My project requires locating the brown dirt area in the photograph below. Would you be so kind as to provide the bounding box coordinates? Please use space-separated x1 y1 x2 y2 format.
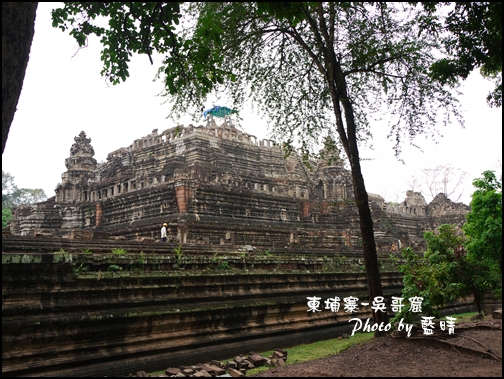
252 318 502 377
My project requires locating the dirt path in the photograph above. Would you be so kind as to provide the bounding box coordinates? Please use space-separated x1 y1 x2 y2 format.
252 319 502 377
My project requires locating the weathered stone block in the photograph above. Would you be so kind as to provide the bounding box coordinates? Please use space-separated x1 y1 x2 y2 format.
165 367 181 376
227 368 244 377
197 364 215 375
247 354 267 367
138 236 155 242
210 360 223 368
206 364 225 376
181 368 194 376
272 350 286 361
233 356 244 364
274 348 288 358
225 361 237 370
193 369 212 377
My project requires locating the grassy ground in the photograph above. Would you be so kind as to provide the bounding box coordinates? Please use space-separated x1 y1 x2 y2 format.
149 311 478 377
228 311 478 376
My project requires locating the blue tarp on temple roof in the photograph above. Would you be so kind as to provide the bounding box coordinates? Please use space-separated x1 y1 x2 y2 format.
203 106 237 118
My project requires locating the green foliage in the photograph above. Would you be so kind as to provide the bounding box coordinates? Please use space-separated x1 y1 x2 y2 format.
463 171 502 297
112 248 127 255
167 3 463 159
336 254 347 266
107 264 122 272
212 253 230 270
392 247 440 323
424 224 464 259
418 2 502 107
127 251 146 271
81 248 92 255
2 208 12 228
173 245 184 261
2 170 47 210
392 224 493 324
2 170 16 207
51 2 227 99
52 3 182 85
72 263 88 275
217 261 230 270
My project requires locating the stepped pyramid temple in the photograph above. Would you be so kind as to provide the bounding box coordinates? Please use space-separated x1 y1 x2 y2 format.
10 117 470 250
4 115 479 377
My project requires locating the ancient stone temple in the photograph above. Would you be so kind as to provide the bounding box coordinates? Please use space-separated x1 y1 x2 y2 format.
9 118 470 250
4 118 478 377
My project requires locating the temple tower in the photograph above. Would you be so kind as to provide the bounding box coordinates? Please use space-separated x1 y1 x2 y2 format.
55 131 97 202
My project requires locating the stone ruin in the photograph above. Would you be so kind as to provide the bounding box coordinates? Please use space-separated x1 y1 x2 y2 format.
9 119 470 251
2 120 477 377
137 348 288 377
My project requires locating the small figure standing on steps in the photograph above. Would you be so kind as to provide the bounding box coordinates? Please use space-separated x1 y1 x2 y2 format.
161 223 168 242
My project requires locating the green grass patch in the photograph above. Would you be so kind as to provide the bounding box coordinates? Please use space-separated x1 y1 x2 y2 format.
245 333 373 375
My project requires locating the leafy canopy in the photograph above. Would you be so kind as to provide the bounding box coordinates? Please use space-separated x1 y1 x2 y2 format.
463 171 502 292
165 2 462 162
51 2 228 98
393 224 492 323
418 2 502 107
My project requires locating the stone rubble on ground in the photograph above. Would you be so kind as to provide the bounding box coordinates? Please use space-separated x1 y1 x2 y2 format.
492 308 502 319
130 349 288 377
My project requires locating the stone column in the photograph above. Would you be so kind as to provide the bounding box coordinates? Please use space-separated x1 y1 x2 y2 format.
174 182 193 214
302 201 310 218
177 222 188 243
95 202 103 227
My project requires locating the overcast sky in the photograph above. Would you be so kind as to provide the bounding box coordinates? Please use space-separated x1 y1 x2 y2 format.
3 3 502 206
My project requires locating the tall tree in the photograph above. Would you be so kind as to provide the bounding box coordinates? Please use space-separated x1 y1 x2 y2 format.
463 171 502 283
162 2 465 331
2 2 38 154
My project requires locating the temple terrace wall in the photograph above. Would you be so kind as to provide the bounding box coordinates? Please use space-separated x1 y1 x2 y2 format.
2 237 476 377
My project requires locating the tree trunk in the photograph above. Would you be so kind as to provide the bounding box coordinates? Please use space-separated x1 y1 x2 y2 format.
2 2 38 154
340 98 390 335
326 56 389 335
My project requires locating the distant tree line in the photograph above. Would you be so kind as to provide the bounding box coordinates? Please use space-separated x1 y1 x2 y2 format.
2 170 47 227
